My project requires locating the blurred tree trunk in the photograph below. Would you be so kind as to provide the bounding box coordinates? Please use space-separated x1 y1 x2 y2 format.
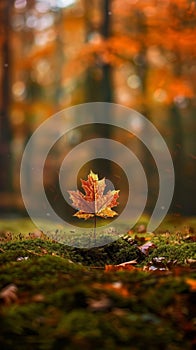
85 0 112 103
170 104 184 214
99 0 112 103
0 0 12 192
84 0 112 177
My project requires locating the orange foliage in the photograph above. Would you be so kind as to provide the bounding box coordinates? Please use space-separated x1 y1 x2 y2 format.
9 0 196 125
185 278 196 292
17 44 56 69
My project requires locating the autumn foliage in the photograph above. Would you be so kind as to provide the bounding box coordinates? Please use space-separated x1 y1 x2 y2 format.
68 170 119 220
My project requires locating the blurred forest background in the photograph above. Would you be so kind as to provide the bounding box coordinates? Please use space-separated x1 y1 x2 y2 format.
0 0 195 219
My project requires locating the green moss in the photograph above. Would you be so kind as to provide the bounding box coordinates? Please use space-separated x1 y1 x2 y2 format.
0 238 143 267
146 243 196 264
0 218 195 349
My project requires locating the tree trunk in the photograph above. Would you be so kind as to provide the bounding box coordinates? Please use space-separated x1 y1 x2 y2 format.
0 0 12 192
170 103 184 215
84 0 112 177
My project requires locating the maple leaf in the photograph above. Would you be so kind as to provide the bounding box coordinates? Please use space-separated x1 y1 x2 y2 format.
68 170 119 220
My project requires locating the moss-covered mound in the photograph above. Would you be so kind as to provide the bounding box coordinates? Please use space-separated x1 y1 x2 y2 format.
0 220 195 349
0 238 144 267
0 254 195 350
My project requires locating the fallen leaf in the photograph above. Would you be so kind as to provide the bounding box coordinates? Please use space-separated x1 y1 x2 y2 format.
92 282 130 297
0 284 18 304
185 259 196 268
185 278 196 292
118 259 138 265
105 264 141 272
144 257 178 271
138 241 156 255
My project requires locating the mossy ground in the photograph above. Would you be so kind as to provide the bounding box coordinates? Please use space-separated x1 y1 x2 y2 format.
0 216 195 349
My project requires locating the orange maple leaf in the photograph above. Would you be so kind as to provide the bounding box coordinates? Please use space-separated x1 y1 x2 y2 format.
68 170 119 220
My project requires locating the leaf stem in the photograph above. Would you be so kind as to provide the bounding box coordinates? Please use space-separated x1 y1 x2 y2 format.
93 215 97 241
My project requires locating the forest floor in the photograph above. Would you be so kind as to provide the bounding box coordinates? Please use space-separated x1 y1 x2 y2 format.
0 216 195 350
